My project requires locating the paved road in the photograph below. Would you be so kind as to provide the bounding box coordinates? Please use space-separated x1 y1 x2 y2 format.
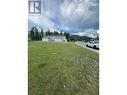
75 41 99 53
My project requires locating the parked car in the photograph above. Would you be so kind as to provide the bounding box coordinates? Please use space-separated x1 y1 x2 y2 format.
86 41 99 49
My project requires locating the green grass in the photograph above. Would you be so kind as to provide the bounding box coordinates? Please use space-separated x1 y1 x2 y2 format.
28 41 99 95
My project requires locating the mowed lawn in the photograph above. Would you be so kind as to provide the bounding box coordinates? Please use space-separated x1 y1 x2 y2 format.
28 41 99 95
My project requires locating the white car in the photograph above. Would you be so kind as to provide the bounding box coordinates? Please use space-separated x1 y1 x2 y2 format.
86 41 99 49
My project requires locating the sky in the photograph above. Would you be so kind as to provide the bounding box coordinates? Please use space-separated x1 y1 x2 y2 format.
28 0 99 35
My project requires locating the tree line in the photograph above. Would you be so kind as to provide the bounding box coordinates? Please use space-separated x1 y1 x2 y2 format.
68 35 99 42
29 27 99 42
29 27 70 41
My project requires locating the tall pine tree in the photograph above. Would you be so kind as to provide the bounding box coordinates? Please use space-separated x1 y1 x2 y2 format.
30 27 35 40
34 27 39 40
41 28 44 38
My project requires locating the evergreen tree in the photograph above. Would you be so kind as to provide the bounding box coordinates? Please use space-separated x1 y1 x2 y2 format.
41 28 44 38
64 32 70 41
33 27 39 40
56 31 58 35
60 30 62 35
64 32 66 36
45 32 47 36
47 28 50 35
54 31 56 35
30 27 35 40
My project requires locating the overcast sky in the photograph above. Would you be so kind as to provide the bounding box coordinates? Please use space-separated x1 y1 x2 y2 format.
28 0 99 34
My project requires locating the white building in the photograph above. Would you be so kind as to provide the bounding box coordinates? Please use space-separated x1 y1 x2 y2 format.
42 36 67 42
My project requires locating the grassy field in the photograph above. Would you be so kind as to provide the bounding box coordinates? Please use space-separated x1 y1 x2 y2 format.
28 41 99 95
